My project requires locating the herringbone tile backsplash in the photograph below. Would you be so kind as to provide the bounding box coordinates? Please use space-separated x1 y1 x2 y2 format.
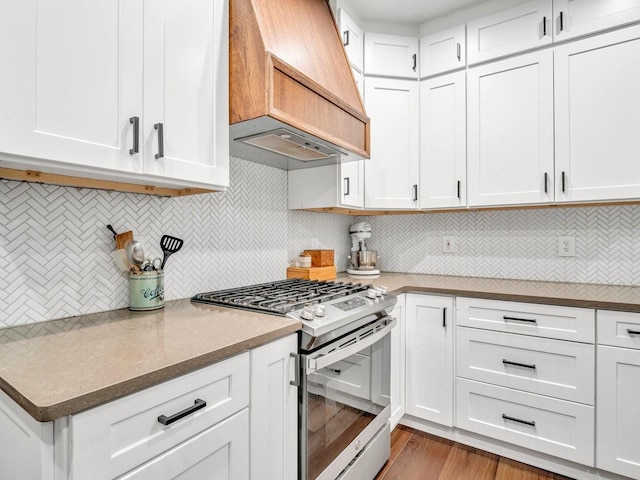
0 158 350 327
365 206 640 286
2 156 640 328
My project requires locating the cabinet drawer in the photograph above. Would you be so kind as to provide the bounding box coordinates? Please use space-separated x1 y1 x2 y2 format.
70 352 250 480
597 310 640 349
456 378 594 466
457 327 594 404
457 297 595 342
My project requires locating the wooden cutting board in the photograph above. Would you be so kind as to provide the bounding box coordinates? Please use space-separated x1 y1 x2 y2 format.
286 265 337 281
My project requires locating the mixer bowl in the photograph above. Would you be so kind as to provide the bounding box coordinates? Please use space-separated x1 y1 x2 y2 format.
352 250 378 270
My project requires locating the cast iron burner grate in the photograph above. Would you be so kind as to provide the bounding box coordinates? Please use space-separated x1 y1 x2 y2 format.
191 279 371 315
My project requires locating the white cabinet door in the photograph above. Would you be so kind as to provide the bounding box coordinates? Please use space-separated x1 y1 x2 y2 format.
555 25 640 203
341 160 365 208
339 9 364 73
419 25 466 78
467 50 554 206
596 345 640 479
119 409 249 480
142 0 229 188
419 71 466 209
0 0 142 175
351 67 365 101
554 0 640 41
250 334 298 480
0 389 53 480
467 0 553 64
364 77 420 209
364 33 419 79
405 294 454 427
390 295 405 429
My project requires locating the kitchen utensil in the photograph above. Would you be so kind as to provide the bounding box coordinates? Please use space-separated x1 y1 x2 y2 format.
125 240 145 267
112 249 140 273
106 224 118 238
160 235 184 269
142 257 162 271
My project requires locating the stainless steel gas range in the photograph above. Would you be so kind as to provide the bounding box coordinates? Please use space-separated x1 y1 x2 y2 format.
192 279 397 480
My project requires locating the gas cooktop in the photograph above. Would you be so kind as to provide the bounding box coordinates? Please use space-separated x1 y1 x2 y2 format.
191 279 371 315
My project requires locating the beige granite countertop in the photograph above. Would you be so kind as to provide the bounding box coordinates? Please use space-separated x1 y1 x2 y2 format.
4 273 640 423
344 273 640 311
0 299 300 422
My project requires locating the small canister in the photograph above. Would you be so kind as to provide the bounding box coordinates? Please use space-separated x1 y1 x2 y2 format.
129 271 164 311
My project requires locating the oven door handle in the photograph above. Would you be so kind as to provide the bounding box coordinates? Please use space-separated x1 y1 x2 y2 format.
307 316 397 373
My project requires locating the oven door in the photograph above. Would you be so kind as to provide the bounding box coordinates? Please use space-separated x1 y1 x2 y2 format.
300 315 396 480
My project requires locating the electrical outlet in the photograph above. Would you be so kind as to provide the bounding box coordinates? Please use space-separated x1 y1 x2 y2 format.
442 236 456 254
558 236 576 257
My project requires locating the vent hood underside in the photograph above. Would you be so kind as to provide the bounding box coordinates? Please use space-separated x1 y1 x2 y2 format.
229 0 370 169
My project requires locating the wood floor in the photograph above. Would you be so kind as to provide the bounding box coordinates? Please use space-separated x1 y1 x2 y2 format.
375 426 575 480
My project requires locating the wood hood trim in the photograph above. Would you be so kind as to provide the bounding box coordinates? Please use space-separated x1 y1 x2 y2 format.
230 0 370 159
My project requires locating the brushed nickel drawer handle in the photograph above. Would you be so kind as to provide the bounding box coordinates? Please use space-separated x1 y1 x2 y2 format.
503 316 537 324
502 414 535 427
158 399 206 426
628 329 640 336
503 359 536 370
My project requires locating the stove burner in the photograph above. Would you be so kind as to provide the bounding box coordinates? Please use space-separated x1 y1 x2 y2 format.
192 279 371 315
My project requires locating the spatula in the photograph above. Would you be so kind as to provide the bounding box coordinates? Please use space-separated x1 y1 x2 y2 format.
160 235 184 270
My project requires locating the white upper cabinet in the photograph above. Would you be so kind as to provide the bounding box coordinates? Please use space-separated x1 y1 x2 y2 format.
364 77 420 209
339 8 364 72
554 0 640 41
419 71 466 209
555 25 640 203
0 0 143 175
467 0 553 64
364 33 419 78
141 0 228 188
419 25 466 78
467 50 554 207
352 67 365 100
0 0 229 191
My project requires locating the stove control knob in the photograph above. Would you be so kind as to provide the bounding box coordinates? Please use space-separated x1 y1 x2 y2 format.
315 305 326 317
378 286 388 295
300 306 316 321
367 288 378 299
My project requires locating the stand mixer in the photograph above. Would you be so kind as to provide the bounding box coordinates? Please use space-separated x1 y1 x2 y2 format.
347 222 380 278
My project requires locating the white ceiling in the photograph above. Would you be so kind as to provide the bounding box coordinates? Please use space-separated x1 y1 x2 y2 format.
347 0 489 24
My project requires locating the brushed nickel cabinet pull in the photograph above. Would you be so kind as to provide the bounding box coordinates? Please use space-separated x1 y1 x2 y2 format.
129 116 139 155
290 352 300 386
154 123 164 159
543 16 547 36
628 329 640 336
412 53 417 72
442 307 447 328
343 30 349 46
456 43 461 60
412 184 418 202
502 414 535 427
344 177 350 196
503 315 537 324
158 399 206 426
503 359 536 370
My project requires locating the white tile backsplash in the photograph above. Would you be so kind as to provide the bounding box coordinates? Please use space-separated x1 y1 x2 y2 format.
2 158 639 328
0 158 348 328
364 205 640 286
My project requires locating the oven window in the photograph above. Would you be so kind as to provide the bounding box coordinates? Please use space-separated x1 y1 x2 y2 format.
304 336 390 479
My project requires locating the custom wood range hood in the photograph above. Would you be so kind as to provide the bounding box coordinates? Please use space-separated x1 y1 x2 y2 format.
229 0 370 169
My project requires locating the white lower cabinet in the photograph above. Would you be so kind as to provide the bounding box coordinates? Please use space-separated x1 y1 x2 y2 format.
118 409 249 480
0 334 297 480
390 295 405 429
456 378 594 466
596 310 640 479
455 298 595 468
250 334 298 480
405 294 453 426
